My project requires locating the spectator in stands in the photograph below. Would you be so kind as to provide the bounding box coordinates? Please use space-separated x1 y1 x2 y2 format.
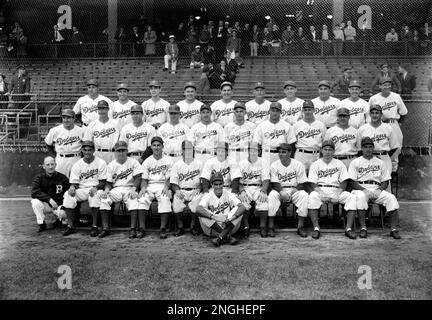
175 22 186 43
385 28 399 42
16 30 27 59
210 60 236 88
358 19 373 42
226 29 241 55
9 64 31 108
207 20 215 39
397 64 416 97
400 24 413 41
187 15 195 28
198 65 211 96
234 51 245 68
144 25 157 56
115 26 128 56
215 20 228 61
233 21 241 36
203 41 216 65
51 24 65 44
190 45 204 69
333 23 344 56
260 27 273 56
71 26 83 44
331 67 354 95
420 22 431 40
306 25 319 42
250 25 260 57
295 26 307 55
241 23 251 55
101 28 109 43
131 26 143 56
223 50 239 79
186 25 198 57
344 20 356 41
199 24 211 50
270 24 281 55
281 24 295 55
0 73 9 106
322 24 332 55
163 35 178 74
370 64 402 94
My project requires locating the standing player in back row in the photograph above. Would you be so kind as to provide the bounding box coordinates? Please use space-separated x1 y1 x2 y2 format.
245 82 271 125
178 81 204 128
141 80 170 130
311 80 340 128
111 83 135 130
278 81 305 126
211 81 238 127
339 80 369 129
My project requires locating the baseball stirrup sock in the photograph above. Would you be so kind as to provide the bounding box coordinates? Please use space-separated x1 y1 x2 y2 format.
65 208 76 229
130 210 138 229
91 208 99 227
138 210 147 229
346 211 356 230
297 216 305 228
219 221 235 239
389 210 399 230
160 213 170 229
309 210 320 229
268 216 275 228
358 210 367 230
258 210 267 228
174 211 184 229
100 210 110 230
211 222 223 233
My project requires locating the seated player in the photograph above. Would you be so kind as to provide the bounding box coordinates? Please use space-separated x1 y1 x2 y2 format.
196 173 246 246
62 141 107 237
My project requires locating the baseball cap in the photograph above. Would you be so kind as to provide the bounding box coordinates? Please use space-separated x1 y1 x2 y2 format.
233 102 246 110
220 81 233 90
114 141 128 151
168 104 181 113
269 102 282 111
322 140 335 149
81 140 95 149
277 143 291 151
210 173 224 184
361 137 375 147
130 105 143 113
254 82 265 90
117 83 129 91
184 81 196 90
61 108 75 117
169 35 175 39
151 136 164 145
87 79 99 87
200 104 211 112
348 80 361 88
380 77 392 85
283 80 297 88
337 107 350 116
318 80 331 88
303 100 315 109
369 104 382 112
97 100 109 109
17 64 25 70
380 63 389 69
148 80 161 88
195 45 201 49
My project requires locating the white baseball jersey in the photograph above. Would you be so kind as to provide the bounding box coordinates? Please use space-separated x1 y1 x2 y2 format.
120 122 156 153
239 158 270 185
141 97 170 125
253 119 296 151
308 158 349 186
157 122 190 155
357 123 400 151
45 124 84 154
292 119 327 150
278 97 305 125
69 157 108 188
107 157 143 188
368 92 408 121
348 156 391 183
340 97 369 129
311 96 340 127
142 155 173 184
178 99 203 128
270 159 307 188
201 157 242 186
210 99 238 127
84 119 120 150
73 94 113 125
170 159 203 189
189 121 225 151
245 99 271 125
111 99 135 129
324 125 358 156
224 121 256 150
199 190 241 215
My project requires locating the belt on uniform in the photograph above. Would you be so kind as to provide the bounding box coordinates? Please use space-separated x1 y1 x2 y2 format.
264 149 279 153
224 184 231 188
128 152 143 156
298 149 319 154
373 151 388 155
230 148 249 152
182 188 198 191
97 148 114 152
243 183 261 186
58 153 80 158
334 155 356 160
359 180 380 185
195 149 215 155
164 152 182 157
318 184 339 188
383 119 398 123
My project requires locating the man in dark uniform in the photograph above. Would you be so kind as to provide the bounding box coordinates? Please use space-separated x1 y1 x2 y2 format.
9 64 31 108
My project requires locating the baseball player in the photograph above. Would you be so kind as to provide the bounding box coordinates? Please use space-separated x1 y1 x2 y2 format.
73 79 113 127
111 83 135 130
120 104 156 164
157 104 190 164
245 82 271 125
210 81 238 127
188 104 225 164
292 100 327 173
348 137 401 239
196 173 246 246
368 77 408 173
170 140 204 236
178 81 204 128
307 140 358 240
45 108 84 177
324 107 359 169
311 80 341 128
224 102 256 164
31 156 69 232
278 81 305 125
84 100 120 164
237 142 270 238
253 102 296 166
339 80 369 129
99 141 143 239
62 141 107 237
141 80 170 130
267 143 309 238
138 136 173 239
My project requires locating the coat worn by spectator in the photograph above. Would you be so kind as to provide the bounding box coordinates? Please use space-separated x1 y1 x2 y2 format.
397 65 416 95
370 64 402 93
0 73 9 104
10 65 31 107
331 67 353 95
144 26 157 55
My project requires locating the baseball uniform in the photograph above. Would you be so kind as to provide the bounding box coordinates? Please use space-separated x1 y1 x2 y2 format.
245 99 271 125
84 119 120 164
73 94 113 126
201 156 242 191
141 97 170 127
170 158 204 213
278 97 305 125
45 124 84 177
111 99 135 130
253 119 296 165
157 122 190 163
292 119 327 172
210 99 238 127
188 121 225 163
120 122 156 161
339 97 369 129
324 125 359 168
224 120 256 163
239 158 270 211
311 96 340 128
268 158 309 217
178 99 203 128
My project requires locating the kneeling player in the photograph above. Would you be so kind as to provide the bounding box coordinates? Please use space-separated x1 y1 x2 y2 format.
196 173 246 246
307 140 357 239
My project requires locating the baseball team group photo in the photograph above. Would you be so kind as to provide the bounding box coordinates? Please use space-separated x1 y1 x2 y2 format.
0 0 431 302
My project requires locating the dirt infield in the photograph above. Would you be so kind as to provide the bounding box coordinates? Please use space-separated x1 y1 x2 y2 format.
0 200 431 300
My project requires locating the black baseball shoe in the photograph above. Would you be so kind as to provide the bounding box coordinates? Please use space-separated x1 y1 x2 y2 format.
190 227 200 236
52 219 62 228
62 227 75 236
312 229 321 239
90 227 99 237
162 67 168 71
268 228 275 238
359 229 368 239
345 230 357 240
243 227 250 238
390 230 401 239
160 229 168 239
212 237 222 247
260 227 267 238
136 228 146 239
297 227 308 238
98 229 110 238
174 228 185 237
38 222 47 233
129 228 137 239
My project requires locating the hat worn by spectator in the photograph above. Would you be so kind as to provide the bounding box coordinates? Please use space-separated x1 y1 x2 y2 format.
168 104 181 113
151 136 164 145
117 83 129 91
337 107 350 116
97 100 109 109
380 77 392 85
361 137 375 147
380 63 389 69
61 108 75 117
148 80 161 88
195 45 201 49
130 105 143 113
234 102 246 110
81 140 95 149
278 143 291 151
303 100 315 109
200 104 211 112
269 101 282 111
169 35 175 39
254 82 265 90
322 140 335 149
17 64 25 70
87 79 98 87
318 80 331 88
369 104 382 112
348 80 361 88
283 80 297 88
220 81 233 90
114 141 128 151
184 81 196 90
210 173 224 184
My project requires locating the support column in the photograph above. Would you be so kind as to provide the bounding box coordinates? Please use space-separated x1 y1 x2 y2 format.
332 0 344 28
108 0 117 56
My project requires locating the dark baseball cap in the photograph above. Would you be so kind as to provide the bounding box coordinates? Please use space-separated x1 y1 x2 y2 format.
380 77 392 85
278 143 292 151
303 100 315 109
87 79 99 87
337 107 350 116
254 82 265 89
151 136 164 145
114 140 128 151
97 100 109 109
361 137 375 147
168 104 181 113
283 80 297 88
210 173 224 184
81 140 95 149
61 108 75 117
348 80 361 88
200 104 211 112
322 140 335 149
130 105 143 113
117 83 129 91
148 80 161 88
184 81 196 90
269 102 282 111
220 81 233 90
318 80 331 88
233 102 246 110
169 35 175 39
369 104 382 112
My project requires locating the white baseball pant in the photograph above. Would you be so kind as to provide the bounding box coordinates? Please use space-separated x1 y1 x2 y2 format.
172 189 203 213
388 121 402 172
294 150 320 173
268 188 309 217
55 155 81 178
63 187 101 209
308 188 357 211
164 55 177 71
242 186 269 211
138 183 172 212
31 199 66 224
199 207 242 236
95 151 114 165
352 188 399 211
99 187 139 211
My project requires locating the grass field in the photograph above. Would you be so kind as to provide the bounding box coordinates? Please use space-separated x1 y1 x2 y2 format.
0 199 431 300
